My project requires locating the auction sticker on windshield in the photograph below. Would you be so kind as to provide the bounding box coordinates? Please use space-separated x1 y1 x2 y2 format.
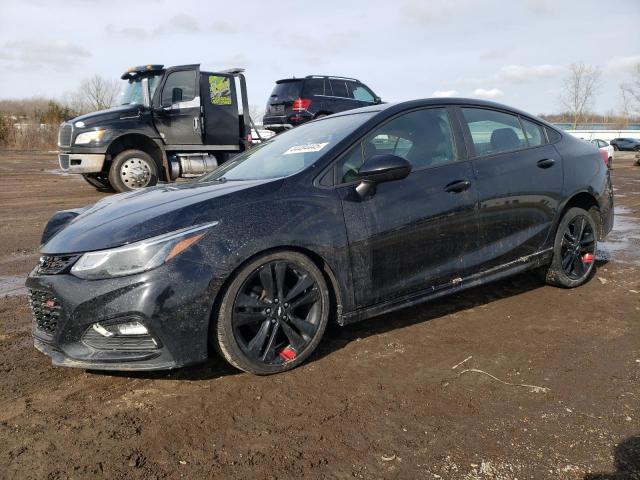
283 142 329 155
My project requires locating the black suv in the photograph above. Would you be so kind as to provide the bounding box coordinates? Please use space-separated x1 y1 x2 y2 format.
262 75 380 132
610 137 640 151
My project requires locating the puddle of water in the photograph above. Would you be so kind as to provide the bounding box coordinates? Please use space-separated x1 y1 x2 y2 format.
597 204 640 265
0 276 28 297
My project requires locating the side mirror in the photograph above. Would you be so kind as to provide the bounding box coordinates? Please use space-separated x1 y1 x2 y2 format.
172 87 183 104
355 154 411 197
373 96 382 104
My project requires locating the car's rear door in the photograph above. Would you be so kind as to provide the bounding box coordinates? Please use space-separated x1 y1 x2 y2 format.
336 107 480 308
153 66 202 145
458 107 563 271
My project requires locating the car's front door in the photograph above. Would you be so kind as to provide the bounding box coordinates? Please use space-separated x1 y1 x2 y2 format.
459 107 563 271
153 67 202 145
336 107 480 308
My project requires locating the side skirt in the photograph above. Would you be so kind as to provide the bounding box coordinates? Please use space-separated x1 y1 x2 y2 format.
338 249 553 326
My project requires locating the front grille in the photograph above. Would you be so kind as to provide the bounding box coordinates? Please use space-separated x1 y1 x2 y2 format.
58 123 73 148
28 289 61 337
82 328 159 351
58 154 70 170
37 254 79 275
269 104 285 114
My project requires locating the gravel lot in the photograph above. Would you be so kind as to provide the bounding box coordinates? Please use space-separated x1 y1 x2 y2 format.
0 150 638 480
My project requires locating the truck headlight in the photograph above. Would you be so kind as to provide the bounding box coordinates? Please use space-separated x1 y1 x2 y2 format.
74 130 107 145
70 222 218 280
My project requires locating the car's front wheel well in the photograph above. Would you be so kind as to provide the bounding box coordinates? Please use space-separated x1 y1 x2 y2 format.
106 134 165 180
207 246 343 357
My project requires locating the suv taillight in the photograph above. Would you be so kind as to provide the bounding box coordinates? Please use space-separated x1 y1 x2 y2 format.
292 98 312 111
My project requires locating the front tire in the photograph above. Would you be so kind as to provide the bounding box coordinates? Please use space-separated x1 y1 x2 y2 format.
215 251 330 375
543 207 597 288
108 149 159 192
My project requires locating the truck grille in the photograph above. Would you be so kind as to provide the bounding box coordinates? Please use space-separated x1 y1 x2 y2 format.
58 123 73 148
37 254 79 275
28 289 62 337
58 154 70 170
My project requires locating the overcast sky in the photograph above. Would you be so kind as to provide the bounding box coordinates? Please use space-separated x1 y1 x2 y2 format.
0 0 638 116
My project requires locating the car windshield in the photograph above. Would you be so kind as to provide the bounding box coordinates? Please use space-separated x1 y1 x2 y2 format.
200 112 375 182
120 74 162 106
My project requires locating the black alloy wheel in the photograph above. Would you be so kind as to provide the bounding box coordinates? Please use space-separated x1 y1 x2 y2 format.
559 215 596 280
216 251 330 374
544 207 597 288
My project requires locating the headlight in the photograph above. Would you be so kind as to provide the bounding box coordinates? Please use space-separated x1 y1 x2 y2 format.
74 130 107 145
70 221 218 279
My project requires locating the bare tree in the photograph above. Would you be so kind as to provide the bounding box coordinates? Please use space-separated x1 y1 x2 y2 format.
65 75 121 115
620 62 640 117
560 63 602 129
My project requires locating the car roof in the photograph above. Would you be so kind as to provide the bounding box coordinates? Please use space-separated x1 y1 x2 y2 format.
328 97 558 128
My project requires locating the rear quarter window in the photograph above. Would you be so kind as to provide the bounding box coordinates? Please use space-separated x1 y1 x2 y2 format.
546 128 562 143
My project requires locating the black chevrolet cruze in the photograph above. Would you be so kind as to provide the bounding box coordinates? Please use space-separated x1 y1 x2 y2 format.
27 98 614 375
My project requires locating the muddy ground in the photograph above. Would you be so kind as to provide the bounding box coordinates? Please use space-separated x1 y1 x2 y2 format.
0 150 638 480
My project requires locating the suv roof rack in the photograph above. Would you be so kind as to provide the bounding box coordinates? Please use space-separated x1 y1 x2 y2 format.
305 75 359 82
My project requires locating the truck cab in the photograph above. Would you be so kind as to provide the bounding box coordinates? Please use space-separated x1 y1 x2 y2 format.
57 64 252 192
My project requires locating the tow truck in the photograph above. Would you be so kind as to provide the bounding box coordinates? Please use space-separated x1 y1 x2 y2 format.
57 65 255 192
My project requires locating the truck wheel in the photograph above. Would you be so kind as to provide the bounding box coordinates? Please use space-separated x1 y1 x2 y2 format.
81 173 114 192
108 149 159 192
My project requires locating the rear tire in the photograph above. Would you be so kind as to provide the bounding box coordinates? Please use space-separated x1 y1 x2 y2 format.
108 149 159 193
215 251 330 375
543 207 597 288
81 173 114 192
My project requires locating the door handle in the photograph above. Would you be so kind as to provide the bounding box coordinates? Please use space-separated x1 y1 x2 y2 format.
193 117 199 132
444 180 471 193
537 158 555 169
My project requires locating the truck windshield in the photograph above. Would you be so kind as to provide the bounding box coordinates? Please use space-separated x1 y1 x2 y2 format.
199 112 375 182
120 75 162 106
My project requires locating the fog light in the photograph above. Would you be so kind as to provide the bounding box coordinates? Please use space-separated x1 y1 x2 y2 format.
92 321 149 337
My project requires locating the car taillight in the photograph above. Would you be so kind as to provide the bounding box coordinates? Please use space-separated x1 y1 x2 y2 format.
598 149 608 166
292 98 312 111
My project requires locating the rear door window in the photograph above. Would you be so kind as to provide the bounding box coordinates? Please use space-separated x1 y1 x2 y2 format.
521 118 545 147
302 78 326 97
330 79 349 98
461 108 526 156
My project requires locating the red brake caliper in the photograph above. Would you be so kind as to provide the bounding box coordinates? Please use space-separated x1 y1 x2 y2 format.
278 346 297 362
581 253 594 264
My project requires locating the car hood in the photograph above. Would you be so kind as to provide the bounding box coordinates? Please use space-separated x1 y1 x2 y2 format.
41 178 283 254
71 105 141 126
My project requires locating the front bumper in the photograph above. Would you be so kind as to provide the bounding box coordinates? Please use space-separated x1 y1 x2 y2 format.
25 258 219 371
59 152 106 174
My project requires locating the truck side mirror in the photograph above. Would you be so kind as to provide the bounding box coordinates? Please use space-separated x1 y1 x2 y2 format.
172 87 183 104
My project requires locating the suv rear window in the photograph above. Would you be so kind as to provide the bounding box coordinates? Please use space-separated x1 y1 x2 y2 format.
270 80 302 102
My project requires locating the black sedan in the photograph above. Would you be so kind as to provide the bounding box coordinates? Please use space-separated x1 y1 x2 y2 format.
26 98 614 374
